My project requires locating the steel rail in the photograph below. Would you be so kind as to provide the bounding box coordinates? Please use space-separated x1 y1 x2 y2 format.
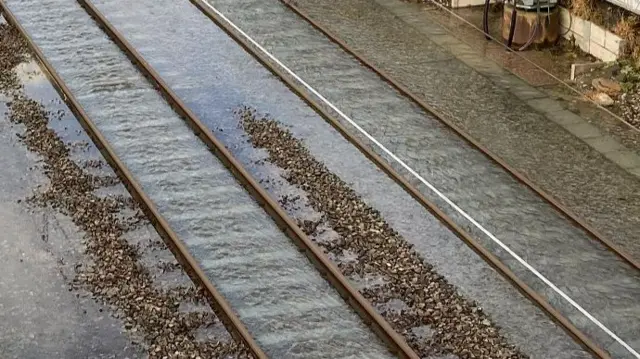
77 1 419 358
0 3 267 358
188 1 613 358
279 0 640 273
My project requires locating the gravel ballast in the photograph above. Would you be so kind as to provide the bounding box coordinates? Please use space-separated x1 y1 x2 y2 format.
239 108 528 359
0 22 246 359
619 88 640 129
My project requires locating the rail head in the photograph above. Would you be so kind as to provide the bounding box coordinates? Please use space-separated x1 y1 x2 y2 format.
77 0 419 358
187 1 613 358
0 2 267 358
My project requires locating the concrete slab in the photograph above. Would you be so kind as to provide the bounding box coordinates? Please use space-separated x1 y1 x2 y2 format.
564 122 604 139
427 33 465 46
628 166 640 177
509 83 548 100
456 54 504 75
604 150 640 169
443 42 481 58
526 97 566 114
548 110 586 126
409 20 449 35
584 135 625 154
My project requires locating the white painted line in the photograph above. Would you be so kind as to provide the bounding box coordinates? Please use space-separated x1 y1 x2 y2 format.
199 1 639 356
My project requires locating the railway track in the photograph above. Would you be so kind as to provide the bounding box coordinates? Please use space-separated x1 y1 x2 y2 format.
183 0 613 358
1 0 638 358
0 1 414 358
184 0 640 357
280 0 640 274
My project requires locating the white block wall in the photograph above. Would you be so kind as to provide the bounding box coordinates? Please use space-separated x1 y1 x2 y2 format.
559 7 624 61
450 0 494 8
604 0 640 16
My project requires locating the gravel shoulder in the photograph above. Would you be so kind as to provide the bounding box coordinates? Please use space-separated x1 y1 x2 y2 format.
0 21 245 359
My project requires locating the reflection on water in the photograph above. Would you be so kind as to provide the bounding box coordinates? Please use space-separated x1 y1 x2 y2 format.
15 59 96 156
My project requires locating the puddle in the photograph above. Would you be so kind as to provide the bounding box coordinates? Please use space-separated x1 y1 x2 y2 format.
411 325 436 341
194 320 234 345
348 273 387 291
16 59 98 155
15 60 47 85
379 298 409 312
123 225 191 289
313 222 342 244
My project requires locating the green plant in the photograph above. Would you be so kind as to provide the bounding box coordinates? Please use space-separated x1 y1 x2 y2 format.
618 59 640 91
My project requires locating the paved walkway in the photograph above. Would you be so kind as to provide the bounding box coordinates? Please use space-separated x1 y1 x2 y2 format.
290 0 640 260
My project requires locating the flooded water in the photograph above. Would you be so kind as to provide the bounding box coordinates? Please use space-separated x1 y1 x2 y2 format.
0 40 143 359
3 0 396 357
74 0 615 357
188 0 640 357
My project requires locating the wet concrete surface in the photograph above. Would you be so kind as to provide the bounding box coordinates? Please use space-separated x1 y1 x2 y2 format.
0 57 142 358
86 0 598 357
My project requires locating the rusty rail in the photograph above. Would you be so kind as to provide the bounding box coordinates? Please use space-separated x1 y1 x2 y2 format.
77 0 419 358
0 2 267 358
188 1 613 358
279 0 640 274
